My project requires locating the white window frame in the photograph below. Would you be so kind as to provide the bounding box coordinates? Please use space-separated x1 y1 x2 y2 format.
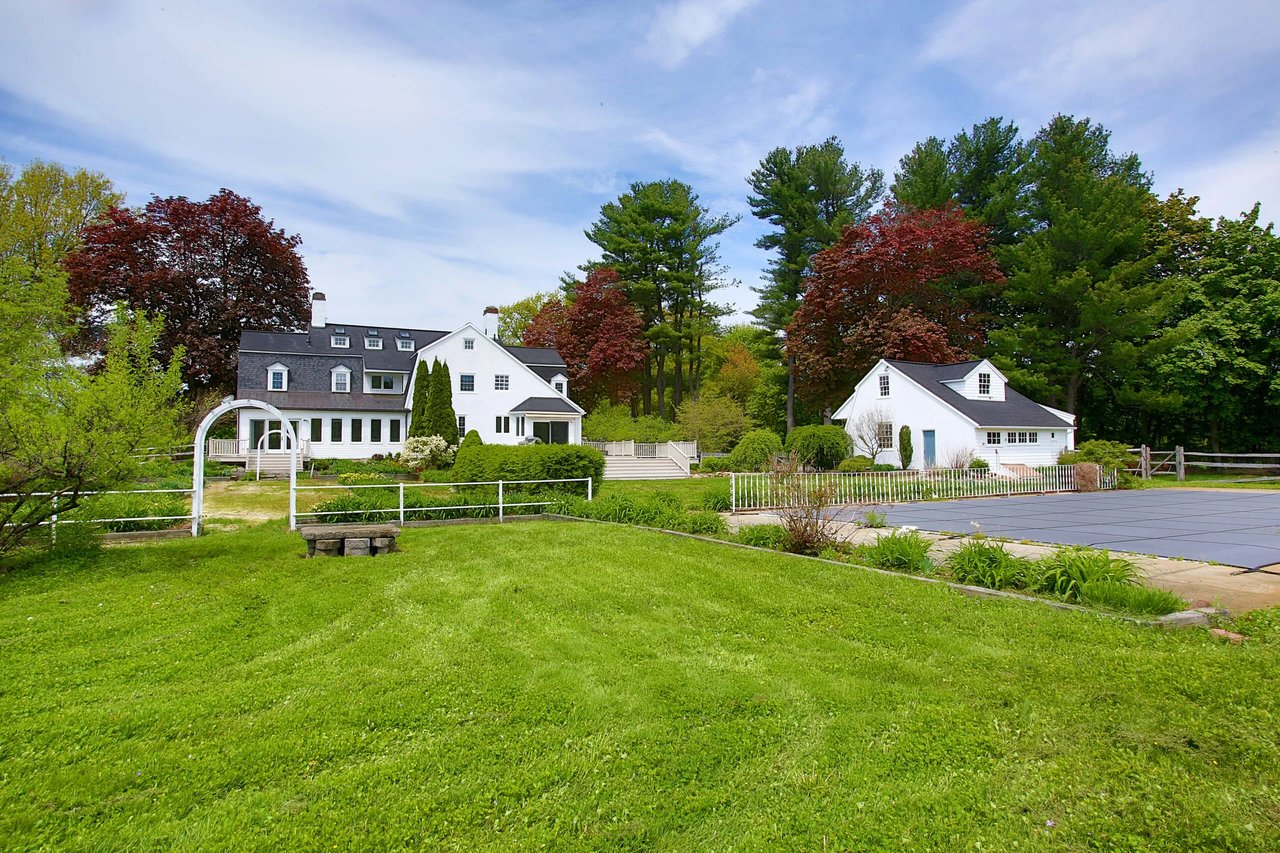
331 334 350 348
397 339 414 351
463 338 475 350
879 374 890 397
368 373 397 392
515 416 525 437
460 374 475 392
365 337 383 350
494 374 510 391
986 431 1001 445
554 381 565 394
978 372 991 395
877 421 894 449
266 362 288 392
331 366 351 393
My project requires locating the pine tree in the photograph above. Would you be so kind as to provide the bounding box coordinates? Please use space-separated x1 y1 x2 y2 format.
891 138 955 210
424 358 459 444
407 361 431 437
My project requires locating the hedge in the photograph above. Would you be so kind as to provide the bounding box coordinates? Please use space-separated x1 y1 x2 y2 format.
452 443 604 495
784 425 851 470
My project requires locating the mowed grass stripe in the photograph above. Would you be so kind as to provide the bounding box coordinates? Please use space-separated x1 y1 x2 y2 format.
0 521 1276 850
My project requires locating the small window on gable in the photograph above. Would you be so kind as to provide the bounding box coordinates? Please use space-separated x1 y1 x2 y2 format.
978 372 991 395
494 374 509 391
463 338 475 350
554 381 565 394
397 338 414 351
879 374 890 397
331 334 350 348
267 363 288 392
365 337 382 350
331 366 351 393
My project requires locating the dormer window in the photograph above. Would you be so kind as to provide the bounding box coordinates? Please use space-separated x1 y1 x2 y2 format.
978 372 991 395
463 338 475 350
331 334 350 348
397 339 414 351
266 363 288 392
554 381 565 394
365 337 382 350
879 374 890 397
331 366 351 393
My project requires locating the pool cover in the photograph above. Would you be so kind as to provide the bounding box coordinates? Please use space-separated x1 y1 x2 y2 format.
834 489 1280 570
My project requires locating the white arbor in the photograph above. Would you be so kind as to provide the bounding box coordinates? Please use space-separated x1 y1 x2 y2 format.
192 398 299 534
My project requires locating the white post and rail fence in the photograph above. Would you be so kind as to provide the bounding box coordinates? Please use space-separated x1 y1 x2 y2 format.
293 477 593 525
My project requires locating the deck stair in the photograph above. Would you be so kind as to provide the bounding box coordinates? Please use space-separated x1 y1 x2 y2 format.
603 457 688 480
1003 463 1039 479
247 451 304 478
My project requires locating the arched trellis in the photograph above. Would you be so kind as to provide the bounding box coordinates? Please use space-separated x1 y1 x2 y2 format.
192 398 299 535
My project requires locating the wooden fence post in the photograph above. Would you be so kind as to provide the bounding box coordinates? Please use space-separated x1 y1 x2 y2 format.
1176 446 1185 481
1141 445 1151 480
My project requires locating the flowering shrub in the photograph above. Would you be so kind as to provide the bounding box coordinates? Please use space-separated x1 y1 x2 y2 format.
401 435 456 471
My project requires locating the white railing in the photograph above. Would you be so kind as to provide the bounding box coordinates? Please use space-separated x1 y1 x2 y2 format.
584 440 699 461
294 477 594 526
585 440 636 457
670 441 698 459
0 487 195 540
208 438 312 460
667 441 693 476
730 464 1110 512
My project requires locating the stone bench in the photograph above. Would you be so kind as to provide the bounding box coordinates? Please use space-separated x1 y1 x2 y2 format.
299 523 400 557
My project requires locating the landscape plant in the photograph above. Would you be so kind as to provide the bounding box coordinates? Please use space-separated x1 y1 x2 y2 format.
946 541 1033 590
422 358 459 445
853 529 935 574
674 394 752 454
898 425 913 469
735 523 789 550
452 443 604 495
726 429 783 472
1034 546 1137 601
784 424 851 470
407 362 431 437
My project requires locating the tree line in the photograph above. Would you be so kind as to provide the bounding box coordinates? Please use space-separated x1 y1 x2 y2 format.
517 115 1278 454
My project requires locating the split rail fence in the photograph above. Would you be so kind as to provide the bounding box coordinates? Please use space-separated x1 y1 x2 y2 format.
1127 446 1280 481
730 464 1111 512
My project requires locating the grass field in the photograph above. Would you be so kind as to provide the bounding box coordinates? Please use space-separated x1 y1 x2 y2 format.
2 521 1278 849
1141 473 1280 490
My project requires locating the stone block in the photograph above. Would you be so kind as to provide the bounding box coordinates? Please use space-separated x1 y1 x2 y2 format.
344 537 371 557
1157 609 1211 628
315 538 342 556
306 539 316 557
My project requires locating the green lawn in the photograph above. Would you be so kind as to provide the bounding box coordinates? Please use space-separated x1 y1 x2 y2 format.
1141 473 1280 490
2 522 1278 849
598 476 722 507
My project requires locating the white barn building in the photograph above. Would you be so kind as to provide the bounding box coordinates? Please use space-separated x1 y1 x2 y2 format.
832 359 1076 473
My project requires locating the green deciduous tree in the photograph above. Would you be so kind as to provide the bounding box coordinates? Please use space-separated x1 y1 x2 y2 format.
0 160 123 270
674 394 752 454
496 291 556 344
0 258 185 557
748 137 884 432
407 362 431 438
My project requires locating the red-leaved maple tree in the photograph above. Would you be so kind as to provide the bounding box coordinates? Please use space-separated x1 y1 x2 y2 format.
788 203 1003 413
523 267 647 407
65 189 311 393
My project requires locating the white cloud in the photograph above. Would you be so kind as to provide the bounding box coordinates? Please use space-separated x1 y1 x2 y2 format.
1170 131 1280 224
645 0 760 69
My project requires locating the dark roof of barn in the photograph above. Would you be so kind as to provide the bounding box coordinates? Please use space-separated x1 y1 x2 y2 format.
886 360 1071 428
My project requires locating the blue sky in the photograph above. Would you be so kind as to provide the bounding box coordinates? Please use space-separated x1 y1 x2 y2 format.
2 0 1277 330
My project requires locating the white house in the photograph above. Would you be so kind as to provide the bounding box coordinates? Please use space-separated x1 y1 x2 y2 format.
831 359 1076 472
227 293 582 461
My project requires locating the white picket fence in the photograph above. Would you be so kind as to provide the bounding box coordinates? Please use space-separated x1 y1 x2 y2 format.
730 464 1112 512
295 477 594 524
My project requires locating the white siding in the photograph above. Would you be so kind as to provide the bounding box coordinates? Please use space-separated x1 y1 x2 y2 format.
839 363 980 469
944 362 1006 401
238 409 407 460
411 325 582 446
974 429 1070 468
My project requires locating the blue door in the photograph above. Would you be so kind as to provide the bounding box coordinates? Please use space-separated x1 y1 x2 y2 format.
923 430 936 468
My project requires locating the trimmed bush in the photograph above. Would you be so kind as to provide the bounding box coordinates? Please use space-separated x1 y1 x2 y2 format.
836 455 873 473
898 426 913 469
736 524 788 550
550 493 728 536
946 541 1034 590
1059 439 1136 487
582 403 685 443
698 456 732 474
452 443 604 495
969 458 990 470
407 362 431 437
727 429 782 472
784 425 851 470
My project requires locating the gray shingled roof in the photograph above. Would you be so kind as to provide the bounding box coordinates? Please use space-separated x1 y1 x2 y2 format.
887 360 1071 428
505 345 565 368
510 396 579 414
252 390 408 411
